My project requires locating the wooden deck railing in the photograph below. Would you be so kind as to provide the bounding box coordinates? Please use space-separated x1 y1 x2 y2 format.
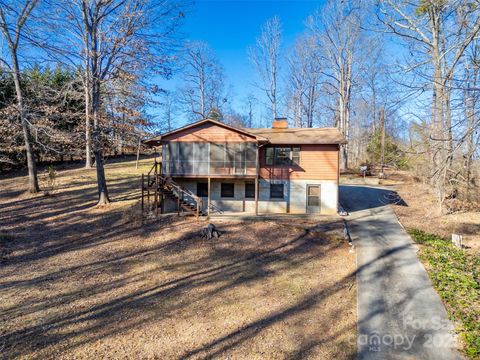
141 161 203 218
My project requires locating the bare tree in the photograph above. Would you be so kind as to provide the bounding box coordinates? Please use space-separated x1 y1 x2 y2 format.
462 38 480 201
286 37 307 128
243 93 257 128
286 34 321 128
249 16 282 119
159 90 177 132
378 0 480 209
0 0 40 193
50 0 185 205
105 72 149 155
178 41 225 121
308 1 362 170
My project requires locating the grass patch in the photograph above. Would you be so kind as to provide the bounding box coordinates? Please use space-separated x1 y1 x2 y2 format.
409 229 480 358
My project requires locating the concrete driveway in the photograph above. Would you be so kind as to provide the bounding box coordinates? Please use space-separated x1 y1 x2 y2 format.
340 185 462 360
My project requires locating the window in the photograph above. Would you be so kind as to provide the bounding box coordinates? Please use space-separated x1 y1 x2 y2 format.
265 147 301 166
197 182 208 197
307 185 320 206
266 147 274 165
221 183 235 198
245 183 255 198
291 147 300 164
270 184 284 199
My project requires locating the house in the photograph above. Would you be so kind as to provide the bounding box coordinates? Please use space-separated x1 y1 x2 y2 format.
144 118 346 216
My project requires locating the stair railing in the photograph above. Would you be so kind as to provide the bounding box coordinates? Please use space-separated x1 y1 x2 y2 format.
161 176 203 218
142 161 209 218
206 202 224 214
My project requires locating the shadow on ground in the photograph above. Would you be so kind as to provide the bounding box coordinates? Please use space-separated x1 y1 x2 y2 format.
0 159 359 359
340 185 408 213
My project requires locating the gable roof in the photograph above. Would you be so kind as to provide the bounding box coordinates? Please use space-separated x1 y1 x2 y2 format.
245 127 347 145
143 118 347 146
143 118 268 146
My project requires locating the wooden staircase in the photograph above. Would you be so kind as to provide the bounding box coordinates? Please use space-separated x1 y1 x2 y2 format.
141 161 204 218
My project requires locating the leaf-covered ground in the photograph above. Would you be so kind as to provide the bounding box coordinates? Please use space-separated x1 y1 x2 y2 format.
0 158 356 359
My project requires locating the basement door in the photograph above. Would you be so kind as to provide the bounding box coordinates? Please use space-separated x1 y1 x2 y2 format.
306 184 321 214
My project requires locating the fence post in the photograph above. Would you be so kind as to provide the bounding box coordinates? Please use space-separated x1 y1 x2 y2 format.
147 173 150 210
155 174 159 216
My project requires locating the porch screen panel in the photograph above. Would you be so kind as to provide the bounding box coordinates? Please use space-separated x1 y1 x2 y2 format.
245 143 256 169
234 143 245 174
225 143 235 171
210 143 225 174
193 142 209 175
162 144 167 174
205 142 258 175
178 142 193 174
166 142 178 175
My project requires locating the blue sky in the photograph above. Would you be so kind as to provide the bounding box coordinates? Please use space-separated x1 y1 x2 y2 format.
157 0 326 125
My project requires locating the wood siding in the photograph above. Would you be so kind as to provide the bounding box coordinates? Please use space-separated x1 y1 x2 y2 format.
162 122 256 143
259 144 339 181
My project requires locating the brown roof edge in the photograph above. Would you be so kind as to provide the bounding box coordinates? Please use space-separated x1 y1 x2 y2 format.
244 127 347 145
143 118 269 147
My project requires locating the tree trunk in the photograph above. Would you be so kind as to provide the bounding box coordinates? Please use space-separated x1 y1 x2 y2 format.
84 71 92 168
338 90 348 171
380 108 385 175
11 50 39 193
444 79 453 169
340 145 348 172
94 148 109 205
136 137 141 169
272 59 277 119
92 80 110 205
430 9 446 210
465 54 477 201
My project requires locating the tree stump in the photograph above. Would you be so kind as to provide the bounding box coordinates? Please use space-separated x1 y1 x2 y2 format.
202 223 220 240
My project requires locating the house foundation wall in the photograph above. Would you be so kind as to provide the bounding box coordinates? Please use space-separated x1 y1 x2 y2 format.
170 178 338 215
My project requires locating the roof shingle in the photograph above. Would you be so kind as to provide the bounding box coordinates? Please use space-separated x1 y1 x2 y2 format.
143 118 347 146
244 127 347 145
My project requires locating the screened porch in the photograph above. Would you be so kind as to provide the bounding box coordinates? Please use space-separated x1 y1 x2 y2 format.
162 141 258 176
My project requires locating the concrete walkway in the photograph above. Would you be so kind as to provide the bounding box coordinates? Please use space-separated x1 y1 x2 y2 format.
340 185 461 360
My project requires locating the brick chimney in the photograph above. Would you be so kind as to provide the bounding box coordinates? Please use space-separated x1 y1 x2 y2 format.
272 118 288 129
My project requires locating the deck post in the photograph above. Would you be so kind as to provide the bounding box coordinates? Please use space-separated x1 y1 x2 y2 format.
337 144 340 214
255 177 259 216
155 173 159 216
147 173 150 210
255 143 260 216
141 173 144 212
196 198 199 219
177 193 180 216
207 177 211 216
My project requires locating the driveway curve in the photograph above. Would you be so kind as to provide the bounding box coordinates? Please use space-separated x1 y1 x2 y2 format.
340 185 462 360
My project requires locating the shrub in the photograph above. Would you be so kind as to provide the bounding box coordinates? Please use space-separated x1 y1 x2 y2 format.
409 229 480 358
366 130 408 169
40 165 57 194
